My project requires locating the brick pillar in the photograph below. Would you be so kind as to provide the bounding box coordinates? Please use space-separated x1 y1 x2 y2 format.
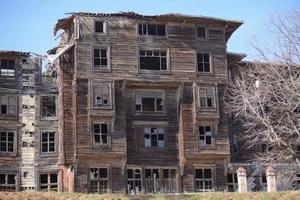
237 167 247 193
266 166 277 192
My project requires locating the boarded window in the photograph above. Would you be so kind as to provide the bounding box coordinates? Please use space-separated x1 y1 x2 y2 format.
39 173 58 191
227 173 238 192
140 50 167 71
198 125 213 146
41 96 56 118
135 91 164 112
93 82 111 107
89 168 109 193
95 21 104 33
144 128 165 148
0 173 16 191
0 59 15 77
138 24 166 36
0 131 14 152
197 27 207 39
199 87 215 108
93 123 109 146
197 53 211 72
195 168 214 192
0 95 16 115
41 131 56 153
127 169 142 194
93 48 108 69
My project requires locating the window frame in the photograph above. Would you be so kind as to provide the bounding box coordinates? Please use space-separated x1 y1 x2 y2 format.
143 127 166 148
227 173 238 192
40 95 57 120
0 59 16 78
0 172 18 191
38 171 59 192
138 49 170 74
196 26 208 40
127 168 143 194
196 52 212 73
40 131 57 155
137 23 167 37
92 46 111 71
93 18 107 35
194 167 215 192
0 130 16 154
0 95 17 116
88 166 111 193
198 125 213 146
197 86 217 110
134 90 165 113
91 121 111 148
91 80 113 109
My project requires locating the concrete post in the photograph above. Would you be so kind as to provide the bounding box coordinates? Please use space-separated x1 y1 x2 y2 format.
266 166 277 192
237 167 247 192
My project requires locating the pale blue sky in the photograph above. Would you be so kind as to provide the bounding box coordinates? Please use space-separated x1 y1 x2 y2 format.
0 0 299 60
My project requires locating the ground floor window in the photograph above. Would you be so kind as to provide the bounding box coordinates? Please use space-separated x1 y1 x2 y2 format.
145 168 160 193
227 173 238 192
39 173 58 191
162 169 177 193
195 168 214 192
127 168 142 194
0 173 16 191
89 168 109 193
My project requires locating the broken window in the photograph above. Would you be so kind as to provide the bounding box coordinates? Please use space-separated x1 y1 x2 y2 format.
93 48 108 69
138 24 166 36
95 21 104 33
41 96 56 118
0 59 15 77
195 168 214 192
197 27 207 39
0 173 16 191
198 125 213 146
127 169 142 194
145 168 160 193
41 131 55 153
89 168 109 193
144 128 165 148
135 91 164 112
39 173 58 192
0 95 16 115
199 87 215 108
93 82 111 107
227 173 238 192
93 123 109 146
197 53 211 72
0 131 14 152
162 169 177 193
140 50 167 71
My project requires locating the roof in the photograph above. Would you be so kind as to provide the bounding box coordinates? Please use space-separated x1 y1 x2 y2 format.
54 11 243 41
0 50 30 57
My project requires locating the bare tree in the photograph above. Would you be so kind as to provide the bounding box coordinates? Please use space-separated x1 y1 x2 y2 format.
225 10 300 178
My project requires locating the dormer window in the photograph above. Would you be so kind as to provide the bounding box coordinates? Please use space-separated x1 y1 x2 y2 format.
138 24 166 36
0 59 15 77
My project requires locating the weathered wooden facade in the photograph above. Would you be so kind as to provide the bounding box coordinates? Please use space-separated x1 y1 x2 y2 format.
0 51 59 191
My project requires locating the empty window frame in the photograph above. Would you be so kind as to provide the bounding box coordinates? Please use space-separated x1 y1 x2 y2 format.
162 169 177 193
127 168 142 194
93 82 111 107
0 173 16 191
195 168 214 192
41 131 56 153
0 131 14 152
89 168 109 193
94 21 105 33
0 59 15 77
138 24 166 36
139 50 167 71
199 87 215 108
0 95 16 115
144 128 165 148
39 173 58 191
93 48 108 69
93 123 109 146
197 53 211 72
135 91 164 112
197 27 207 39
227 173 238 192
145 168 160 193
41 96 56 118
198 125 213 146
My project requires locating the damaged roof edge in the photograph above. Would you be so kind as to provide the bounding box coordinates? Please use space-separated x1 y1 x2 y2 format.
53 11 243 38
0 50 31 57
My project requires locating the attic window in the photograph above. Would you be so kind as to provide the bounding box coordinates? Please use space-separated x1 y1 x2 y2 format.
138 24 166 36
95 21 104 33
197 27 207 39
0 59 15 77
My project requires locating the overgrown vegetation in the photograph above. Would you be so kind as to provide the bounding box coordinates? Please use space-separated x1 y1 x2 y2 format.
0 192 300 200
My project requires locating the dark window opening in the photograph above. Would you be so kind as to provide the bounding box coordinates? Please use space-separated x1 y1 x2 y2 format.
89 168 109 193
197 53 210 72
197 27 207 39
140 50 167 71
41 132 56 153
0 59 15 77
0 131 14 152
41 96 56 118
198 126 213 146
144 128 165 148
195 168 213 192
0 174 16 191
227 173 238 192
0 96 15 115
93 48 108 69
127 169 142 194
93 123 109 146
95 21 104 33
199 87 215 108
135 91 164 112
138 24 166 36
39 173 58 192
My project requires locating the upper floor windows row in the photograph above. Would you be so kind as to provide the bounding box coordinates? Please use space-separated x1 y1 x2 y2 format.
0 59 15 77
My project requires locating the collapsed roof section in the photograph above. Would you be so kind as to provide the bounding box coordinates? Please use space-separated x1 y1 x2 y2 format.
0 50 30 57
53 11 243 42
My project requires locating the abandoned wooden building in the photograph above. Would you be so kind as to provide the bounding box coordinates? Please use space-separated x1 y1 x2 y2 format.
1 12 292 193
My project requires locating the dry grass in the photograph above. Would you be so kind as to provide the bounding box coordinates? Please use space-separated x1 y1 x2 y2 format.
0 191 300 200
